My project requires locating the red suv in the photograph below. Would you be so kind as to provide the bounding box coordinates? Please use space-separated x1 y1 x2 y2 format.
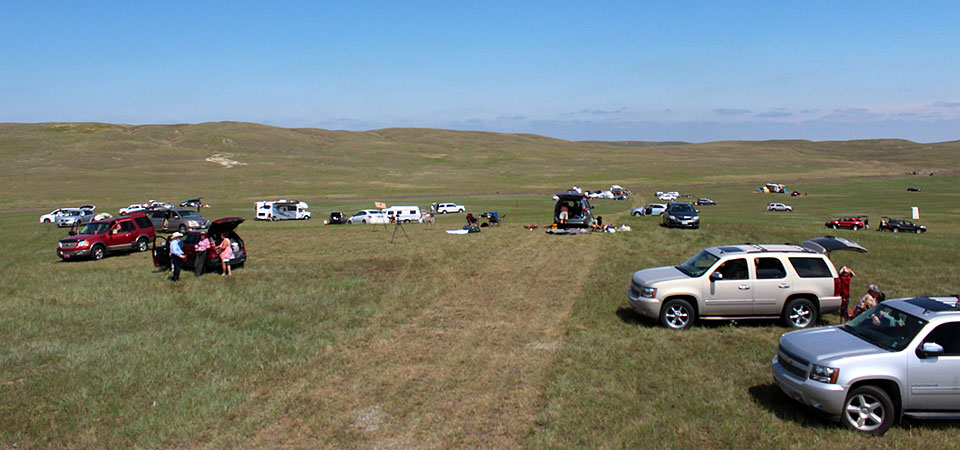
57 213 157 260
825 217 866 230
152 217 246 272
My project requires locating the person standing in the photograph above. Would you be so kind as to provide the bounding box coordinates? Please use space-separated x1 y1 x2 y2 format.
217 235 233 276
169 232 185 282
838 266 855 321
194 231 212 277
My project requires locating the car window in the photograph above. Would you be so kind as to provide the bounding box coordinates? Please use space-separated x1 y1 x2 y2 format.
152 211 164 219
119 221 135 232
789 257 832 278
922 322 960 356
677 250 719 277
669 203 696 213
755 257 787 279
134 217 152 229
842 305 927 351
713 258 748 280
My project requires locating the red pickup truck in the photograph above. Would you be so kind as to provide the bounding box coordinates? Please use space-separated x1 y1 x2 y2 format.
57 213 156 260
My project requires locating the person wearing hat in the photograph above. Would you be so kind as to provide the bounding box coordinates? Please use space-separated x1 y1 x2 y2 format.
852 284 882 318
193 231 212 277
169 232 185 281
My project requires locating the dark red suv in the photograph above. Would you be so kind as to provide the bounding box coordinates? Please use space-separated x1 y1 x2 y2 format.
825 216 866 230
57 213 157 260
152 217 246 272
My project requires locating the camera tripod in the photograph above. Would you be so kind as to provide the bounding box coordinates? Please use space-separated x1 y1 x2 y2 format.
390 218 409 243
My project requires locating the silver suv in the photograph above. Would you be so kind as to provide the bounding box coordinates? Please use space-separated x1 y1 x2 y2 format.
772 296 960 435
627 237 867 329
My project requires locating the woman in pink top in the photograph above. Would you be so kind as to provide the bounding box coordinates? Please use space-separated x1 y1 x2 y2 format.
217 235 233 276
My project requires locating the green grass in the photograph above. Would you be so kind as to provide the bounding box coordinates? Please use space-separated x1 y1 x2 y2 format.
1 122 959 447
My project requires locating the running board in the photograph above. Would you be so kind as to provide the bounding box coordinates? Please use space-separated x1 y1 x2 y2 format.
903 411 960 420
700 315 780 320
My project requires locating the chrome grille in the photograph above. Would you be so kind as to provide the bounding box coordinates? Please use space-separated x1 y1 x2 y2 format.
778 345 809 380
59 241 77 249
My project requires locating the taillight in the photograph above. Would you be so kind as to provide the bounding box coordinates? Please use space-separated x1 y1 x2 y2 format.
833 277 841 296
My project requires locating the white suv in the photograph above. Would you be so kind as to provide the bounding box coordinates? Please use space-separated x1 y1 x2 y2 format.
766 202 793 212
436 202 465 214
627 237 867 329
773 296 960 435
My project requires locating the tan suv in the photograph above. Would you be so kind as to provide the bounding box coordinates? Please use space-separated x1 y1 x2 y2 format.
627 237 867 329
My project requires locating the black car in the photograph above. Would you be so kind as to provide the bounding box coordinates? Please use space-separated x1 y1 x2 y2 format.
327 211 348 225
906 187 922 192
180 198 203 208
553 190 596 228
877 217 926 233
661 202 700 229
696 198 716 206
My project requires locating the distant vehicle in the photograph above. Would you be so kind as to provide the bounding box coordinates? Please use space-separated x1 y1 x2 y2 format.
661 202 700 229
385 205 423 223
119 204 149 215
326 211 348 225
825 217 865 230
767 202 793 212
632 203 667 217
255 200 311 221
657 191 680 201
436 203 465 214
180 198 204 208
57 213 156 261
627 236 868 329
147 208 210 233
761 183 786 193
790 191 802 196
152 217 246 272
773 296 960 435
347 210 388 224
877 217 926 233
907 187 922 192
696 198 716 206
40 206 95 224
54 208 96 228
554 190 596 228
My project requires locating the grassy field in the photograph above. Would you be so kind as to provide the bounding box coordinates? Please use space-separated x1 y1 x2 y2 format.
1 122 959 448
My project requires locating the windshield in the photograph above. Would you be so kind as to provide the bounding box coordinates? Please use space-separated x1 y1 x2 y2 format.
841 304 927 351
676 250 719 277
179 210 201 218
669 203 696 213
80 222 111 235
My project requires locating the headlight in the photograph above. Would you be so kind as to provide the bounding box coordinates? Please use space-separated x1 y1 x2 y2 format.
76 240 89 247
668 215 677 220
810 364 839 384
639 286 657 298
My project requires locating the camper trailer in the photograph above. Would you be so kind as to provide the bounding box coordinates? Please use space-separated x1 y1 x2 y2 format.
255 200 312 221
385 205 423 223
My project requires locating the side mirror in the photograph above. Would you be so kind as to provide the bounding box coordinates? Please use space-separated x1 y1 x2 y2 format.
709 272 723 282
919 342 944 358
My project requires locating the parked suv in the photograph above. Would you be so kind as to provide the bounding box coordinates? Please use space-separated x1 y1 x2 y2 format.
661 202 700 229
553 190 596 228
773 296 960 435
436 202 465 214
57 213 156 260
627 237 867 329
766 202 793 212
54 208 96 228
878 217 926 233
148 208 210 233
825 216 865 230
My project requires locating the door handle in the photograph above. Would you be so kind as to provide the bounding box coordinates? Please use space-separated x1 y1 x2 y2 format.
739 285 751 290
778 283 790 288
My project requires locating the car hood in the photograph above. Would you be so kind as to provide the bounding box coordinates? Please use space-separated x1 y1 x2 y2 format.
780 326 884 363
632 266 690 285
208 217 244 234
60 233 99 242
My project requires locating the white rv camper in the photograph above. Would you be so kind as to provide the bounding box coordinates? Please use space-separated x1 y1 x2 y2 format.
384 205 423 223
255 200 312 221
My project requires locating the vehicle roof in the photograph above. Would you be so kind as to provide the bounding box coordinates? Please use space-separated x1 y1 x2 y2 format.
87 213 146 224
705 243 814 256
556 190 586 199
886 297 960 318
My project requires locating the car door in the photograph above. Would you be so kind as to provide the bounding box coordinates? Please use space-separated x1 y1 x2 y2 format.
906 322 960 411
702 258 752 315
751 256 793 314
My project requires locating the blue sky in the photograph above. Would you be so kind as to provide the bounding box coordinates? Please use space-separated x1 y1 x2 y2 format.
2 1 958 142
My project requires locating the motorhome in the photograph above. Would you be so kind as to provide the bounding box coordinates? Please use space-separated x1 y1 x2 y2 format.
255 200 312 221
385 205 423 223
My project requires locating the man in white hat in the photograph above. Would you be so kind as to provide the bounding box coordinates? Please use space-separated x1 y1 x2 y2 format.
169 232 185 281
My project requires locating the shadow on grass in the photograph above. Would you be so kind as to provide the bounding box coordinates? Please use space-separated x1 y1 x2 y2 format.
615 307 658 328
748 383 835 429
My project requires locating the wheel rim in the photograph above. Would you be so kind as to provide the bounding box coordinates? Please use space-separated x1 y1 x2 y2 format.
915 229 921 234
789 304 812 327
852 226 858 230
138 239 147 252
832 224 837 229
893 228 898 233
664 305 690 328
93 247 103 260
845 393 886 432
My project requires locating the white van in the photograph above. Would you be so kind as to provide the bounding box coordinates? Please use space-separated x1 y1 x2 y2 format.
385 205 423 223
255 200 311 220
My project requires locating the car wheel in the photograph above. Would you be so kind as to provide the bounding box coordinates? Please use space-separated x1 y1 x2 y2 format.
179 224 187 233
660 299 695 329
362 219 367 224
852 225 859 231
633 212 641 216
783 298 817 328
136 237 148 252
831 224 838 229
892 228 899 233
842 385 894 435
915 229 921 234
91 245 105 261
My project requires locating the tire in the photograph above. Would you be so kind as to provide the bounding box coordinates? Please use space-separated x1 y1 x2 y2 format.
832 224 838 229
852 225 858 231
783 298 817 328
842 385 895 435
633 212 640 216
136 237 148 252
362 219 367 224
660 298 695 329
915 229 921 234
91 245 105 261
892 228 899 233
179 224 187 233
458 208 464 213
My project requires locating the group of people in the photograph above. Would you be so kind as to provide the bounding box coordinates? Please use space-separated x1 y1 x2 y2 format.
837 266 885 322
168 231 233 282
